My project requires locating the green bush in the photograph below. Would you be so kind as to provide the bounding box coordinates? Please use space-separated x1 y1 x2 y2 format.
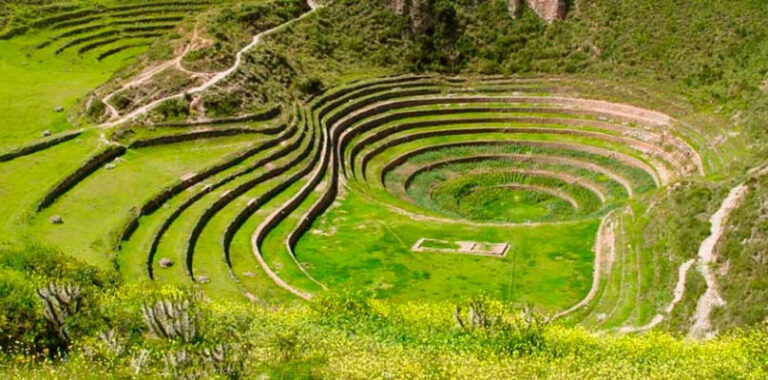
0 246 117 357
85 98 105 121
297 76 324 96
109 94 132 111
203 92 243 117
0 267 50 355
154 98 189 120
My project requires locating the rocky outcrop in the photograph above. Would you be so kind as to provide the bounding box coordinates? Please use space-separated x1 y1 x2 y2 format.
393 0 567 27
391 0 433 33
409 0 433 33
509 0 567 22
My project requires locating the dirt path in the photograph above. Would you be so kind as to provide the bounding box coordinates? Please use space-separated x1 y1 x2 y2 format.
617 258 695 333
618 183 748 335
665 259 697 314
99 1 325 128
105 53 185 100
100 20 217 110
689 184 748 338
552 210 616 320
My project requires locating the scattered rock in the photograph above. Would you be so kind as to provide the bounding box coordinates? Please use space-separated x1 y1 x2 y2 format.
507 0 523 18
42 130 52 137
159 258 174 268
244 291 259 303
104 163 116 170
243 271 256 278
391 0 408 14
507 0 568 21
49 215 63 224
196 275 210 284
525 0 568 22
54 106 64 112
718 259 730 276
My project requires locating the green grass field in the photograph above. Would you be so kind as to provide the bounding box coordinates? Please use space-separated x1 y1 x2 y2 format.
296 190 598 310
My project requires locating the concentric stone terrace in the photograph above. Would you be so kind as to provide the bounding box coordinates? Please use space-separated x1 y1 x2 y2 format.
1 1 214 61
20 75 705 321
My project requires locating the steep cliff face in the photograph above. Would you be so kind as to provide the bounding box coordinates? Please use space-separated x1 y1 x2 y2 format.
509 0 567 22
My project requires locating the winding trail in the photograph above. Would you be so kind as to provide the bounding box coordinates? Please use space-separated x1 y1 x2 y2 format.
618 183 748 335
552 210 616 320
689 183 748 338
99 0 325 128
101 23 211 106
617 258 695 333
665 259 697 314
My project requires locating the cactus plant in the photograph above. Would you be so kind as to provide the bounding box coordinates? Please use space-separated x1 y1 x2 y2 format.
141 297 199 342
36 283 83 342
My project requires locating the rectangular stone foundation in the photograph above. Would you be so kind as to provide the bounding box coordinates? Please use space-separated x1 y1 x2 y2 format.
411 238 509 257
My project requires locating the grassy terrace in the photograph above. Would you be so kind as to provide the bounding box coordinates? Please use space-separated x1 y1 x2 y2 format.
0 71 713 320
3 1 219 66
286 76 690 312
108 75 707 316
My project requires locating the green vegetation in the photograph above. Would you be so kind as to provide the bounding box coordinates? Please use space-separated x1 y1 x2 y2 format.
297 190 597 308
2 0 768 377
2 248 768 379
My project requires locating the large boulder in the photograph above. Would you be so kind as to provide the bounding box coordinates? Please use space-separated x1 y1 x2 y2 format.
196 275 210 284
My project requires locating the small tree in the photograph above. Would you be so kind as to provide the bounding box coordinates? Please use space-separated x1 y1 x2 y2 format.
298 76 325 96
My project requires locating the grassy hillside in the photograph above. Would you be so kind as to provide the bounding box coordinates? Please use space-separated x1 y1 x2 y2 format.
2 0 768 377
213 0 767 160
